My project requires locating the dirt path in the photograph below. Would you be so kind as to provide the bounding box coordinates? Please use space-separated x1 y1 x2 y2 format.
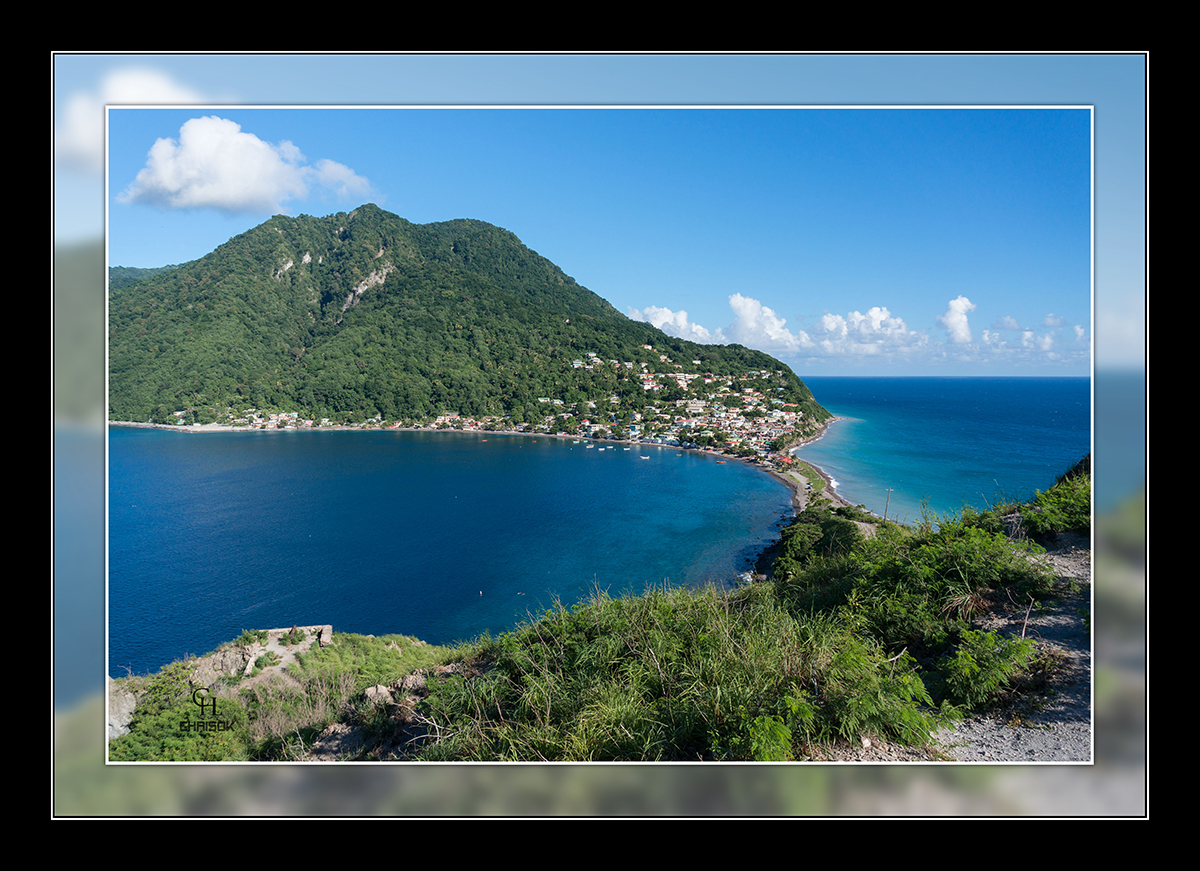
236 627 327 692
930 530 1092 762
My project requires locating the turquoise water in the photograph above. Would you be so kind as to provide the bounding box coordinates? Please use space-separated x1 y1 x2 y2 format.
793 376 1091 524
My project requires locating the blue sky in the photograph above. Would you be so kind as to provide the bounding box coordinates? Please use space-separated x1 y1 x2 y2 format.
55 54 1145 376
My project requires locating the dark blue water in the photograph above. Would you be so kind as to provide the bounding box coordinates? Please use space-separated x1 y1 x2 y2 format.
793 376 1091 524
108 376 1092 678
108 429 794 676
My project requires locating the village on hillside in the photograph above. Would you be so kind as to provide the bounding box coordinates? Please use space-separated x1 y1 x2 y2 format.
162 350 825 473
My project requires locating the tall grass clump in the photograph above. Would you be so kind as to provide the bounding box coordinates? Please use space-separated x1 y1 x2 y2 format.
406 582 942 761
290 632 446 695
1022 455 1091 539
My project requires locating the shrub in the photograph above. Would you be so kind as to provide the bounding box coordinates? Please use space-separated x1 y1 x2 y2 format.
941 629 1035 711
278 627 307 646
109 668 250 761
783 518 1051 654
235 628 268 647
248 650 281 677
1022 470 1091 539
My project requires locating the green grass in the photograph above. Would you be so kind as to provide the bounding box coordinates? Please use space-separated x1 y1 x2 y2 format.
790 460 826 495
405 584 944 761
1022 460 1091 539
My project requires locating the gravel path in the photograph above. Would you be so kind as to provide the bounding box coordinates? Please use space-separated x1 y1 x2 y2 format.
931 530 1092 762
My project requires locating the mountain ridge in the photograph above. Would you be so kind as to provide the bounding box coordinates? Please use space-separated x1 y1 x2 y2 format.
108 204 829 432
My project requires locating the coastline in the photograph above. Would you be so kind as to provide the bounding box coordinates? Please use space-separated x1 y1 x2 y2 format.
767 417 857 512
747 417 860 578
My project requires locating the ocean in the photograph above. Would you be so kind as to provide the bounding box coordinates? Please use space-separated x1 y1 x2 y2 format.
107 375 1091 678
107 428 795 677
792 376 1092 524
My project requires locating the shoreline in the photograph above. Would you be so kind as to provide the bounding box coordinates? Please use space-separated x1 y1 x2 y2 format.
767 417 857 512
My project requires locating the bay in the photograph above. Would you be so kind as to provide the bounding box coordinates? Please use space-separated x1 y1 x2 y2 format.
108 428 794 677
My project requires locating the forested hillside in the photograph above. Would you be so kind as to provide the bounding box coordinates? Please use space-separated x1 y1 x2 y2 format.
109 204 827 428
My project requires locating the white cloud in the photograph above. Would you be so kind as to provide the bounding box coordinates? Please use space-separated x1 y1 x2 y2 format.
117 116 374 215
312 158 375 200
1020 330 1055 352
631 295 929 360
1044 313 1064 327
938 295 976 344
56 68 209 173
726 293 808 353
628 305 724 343
992 315 1022 331
815 306 925 356
628 293 1085 371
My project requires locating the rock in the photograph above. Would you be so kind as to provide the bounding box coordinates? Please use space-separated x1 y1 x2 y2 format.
107 677 138 741
365 684 393 705
191 647 253 687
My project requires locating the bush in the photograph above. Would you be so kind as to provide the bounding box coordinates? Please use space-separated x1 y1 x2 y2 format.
782 518 1052 653
235 628 268 647
941 629 1035 711
278 627 307 646
109 666 250 761
1023 470 1091 539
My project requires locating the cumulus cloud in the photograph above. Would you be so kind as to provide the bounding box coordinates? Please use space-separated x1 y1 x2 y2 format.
816 306 924 356
117 116 374 214
1044 313 1064 327
311 158 375 200
938 295 976 344
631 294 933 360
629 294 810 353
726 293 808 353
56 68 209 173
628 305 724 343
628 292 1084 370
1019 330 1056 352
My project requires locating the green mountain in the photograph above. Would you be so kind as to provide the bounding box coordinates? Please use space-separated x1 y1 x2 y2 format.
109 204 829 429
